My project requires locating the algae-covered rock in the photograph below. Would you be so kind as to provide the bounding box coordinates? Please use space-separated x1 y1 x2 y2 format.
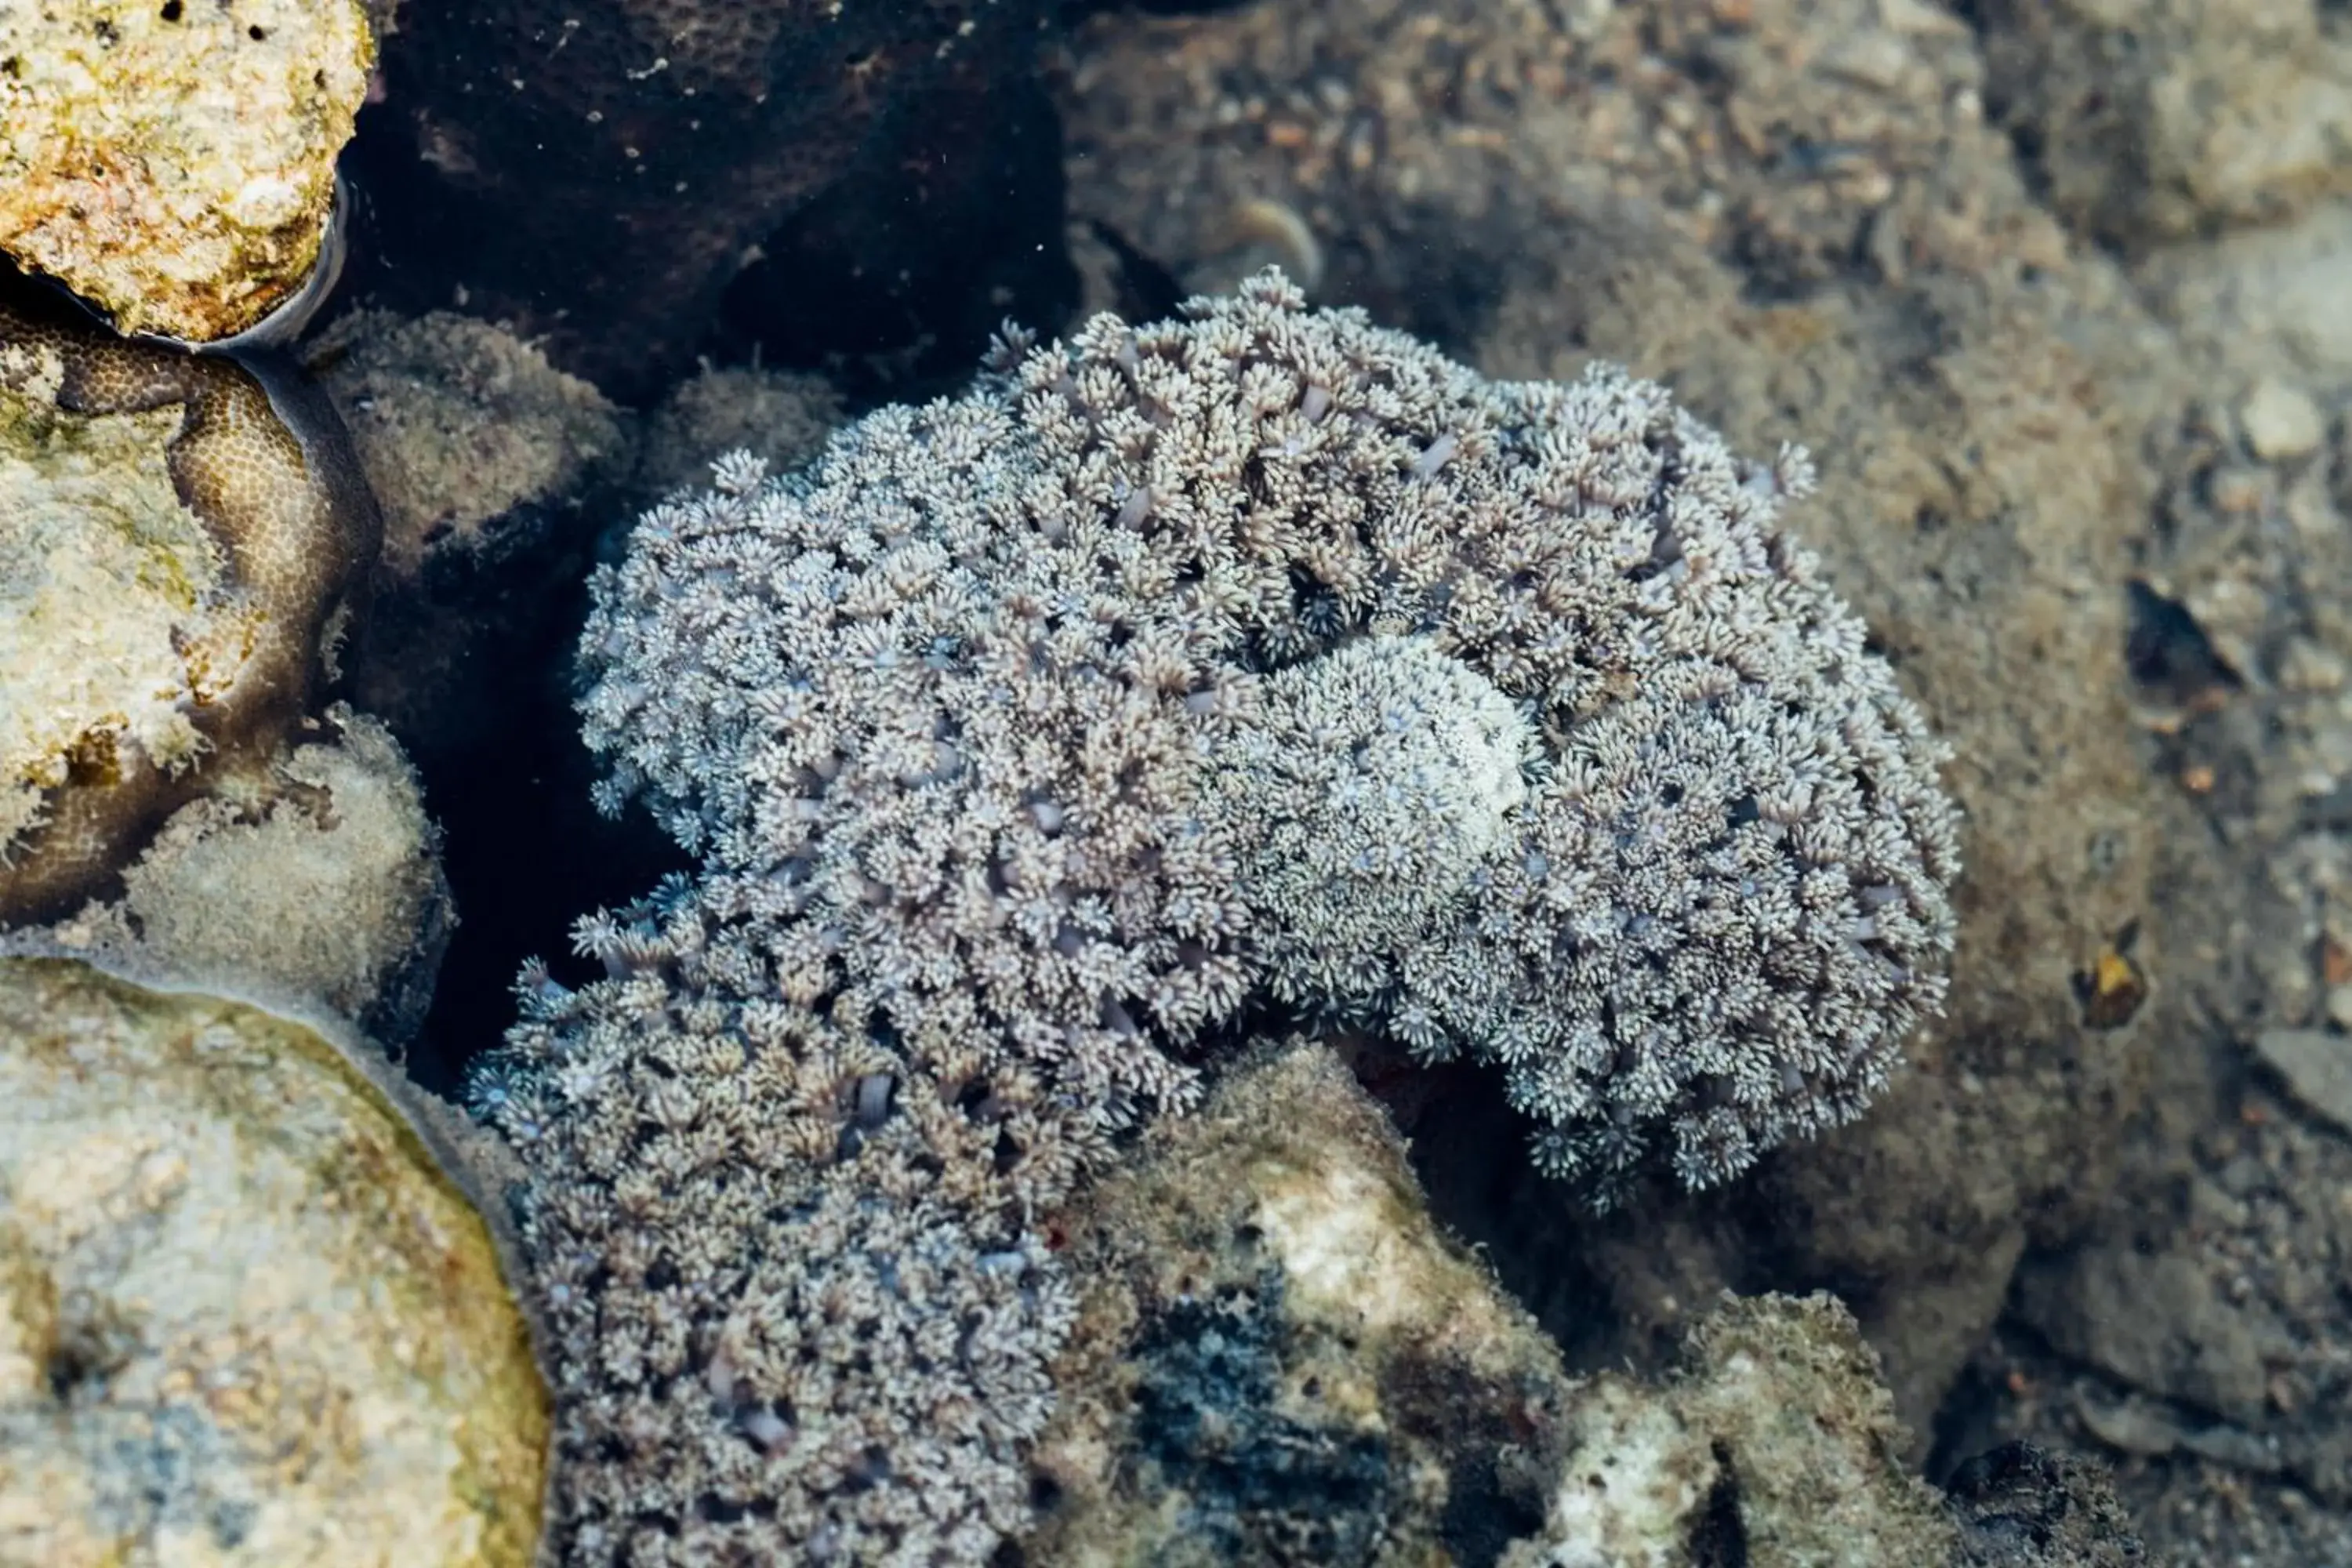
0 0 372 343
0 956 546 1567
1025 1039 2145 1566
1504 1294 1961 1568
0 292 380 925
1030 1036 1577 1565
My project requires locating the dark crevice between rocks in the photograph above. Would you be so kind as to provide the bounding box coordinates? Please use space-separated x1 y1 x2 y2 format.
1687 1439 1750 1567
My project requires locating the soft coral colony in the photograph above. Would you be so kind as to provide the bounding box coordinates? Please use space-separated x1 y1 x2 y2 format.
471 270 1961 1563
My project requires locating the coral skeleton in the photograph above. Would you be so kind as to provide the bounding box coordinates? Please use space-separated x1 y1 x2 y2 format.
477 270 1960 1563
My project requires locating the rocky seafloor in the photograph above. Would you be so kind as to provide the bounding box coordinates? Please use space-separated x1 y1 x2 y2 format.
5 0 2352 1564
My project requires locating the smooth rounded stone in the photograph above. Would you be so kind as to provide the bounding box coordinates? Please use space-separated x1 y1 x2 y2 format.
2252 1027 2352 1132
2238 378 2328 462
0 958 547 1567
0 0 372 343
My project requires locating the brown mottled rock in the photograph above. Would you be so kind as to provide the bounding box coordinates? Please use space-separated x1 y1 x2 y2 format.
0 956 546 1567
1058 0 2068 343
0 0 372 343
0 291 382 926
1976 0 2352 246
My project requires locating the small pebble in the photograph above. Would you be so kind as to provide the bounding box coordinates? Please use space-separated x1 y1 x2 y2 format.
2252 1027 2352 1133
2239 378 2326 462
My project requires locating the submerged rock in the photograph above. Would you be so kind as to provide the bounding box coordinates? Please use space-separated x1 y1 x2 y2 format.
1976 0 2352 246
1032 1038 2144 1566
26 707 453 1046
0 292 381 925
1032 1037 1577 1564
308 308 630 760
0 957 546 1567
0 0 372 343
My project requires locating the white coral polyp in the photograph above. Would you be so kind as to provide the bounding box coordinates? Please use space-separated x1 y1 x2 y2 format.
1211 633 1534 1011
573 267 1958 1206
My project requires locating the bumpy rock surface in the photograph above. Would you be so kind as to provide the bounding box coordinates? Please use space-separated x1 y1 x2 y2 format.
1507 1293 1964 1567
0 291 382 924
25 708 452 1045
633 364 842 503
1035 1039 2143 1567
0 957 546 1567
1058 0 2067 338
1976 0 2352 245
1030 1036 1580 1564
0 0 372 342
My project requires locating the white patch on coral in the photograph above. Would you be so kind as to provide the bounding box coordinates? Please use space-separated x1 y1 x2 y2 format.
1251 1156 1432 1335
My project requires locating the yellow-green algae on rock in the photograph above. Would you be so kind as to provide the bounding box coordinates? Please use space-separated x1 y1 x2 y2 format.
0 0 372 343
0 957 547 1568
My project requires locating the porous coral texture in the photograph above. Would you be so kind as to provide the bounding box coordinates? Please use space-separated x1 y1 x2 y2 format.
0 293 382 925
0 0 372 342
579 270 1959 1204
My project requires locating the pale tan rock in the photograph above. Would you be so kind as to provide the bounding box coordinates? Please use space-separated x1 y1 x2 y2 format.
0 0 372 342
2240 377 2328 461
0 957 546 1567
28 708 453 1046
1505 1296 1961 1568
2252 1026 2352 1131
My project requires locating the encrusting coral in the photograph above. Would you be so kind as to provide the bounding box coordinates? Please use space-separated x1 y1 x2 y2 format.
0 292 382 925
475 270 1960 1563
